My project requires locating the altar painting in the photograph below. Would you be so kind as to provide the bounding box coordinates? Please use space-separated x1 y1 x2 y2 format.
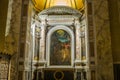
50 29 71 65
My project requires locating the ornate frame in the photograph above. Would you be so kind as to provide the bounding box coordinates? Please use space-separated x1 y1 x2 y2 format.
46 25 75 68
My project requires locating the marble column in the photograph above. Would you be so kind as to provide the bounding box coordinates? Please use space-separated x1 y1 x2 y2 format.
39 19 46 61
93 0 114 80
75 19 81 61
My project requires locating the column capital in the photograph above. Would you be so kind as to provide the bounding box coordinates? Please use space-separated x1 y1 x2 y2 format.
74 19 81 27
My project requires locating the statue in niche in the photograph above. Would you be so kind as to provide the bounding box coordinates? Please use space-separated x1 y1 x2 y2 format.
50 29 71 65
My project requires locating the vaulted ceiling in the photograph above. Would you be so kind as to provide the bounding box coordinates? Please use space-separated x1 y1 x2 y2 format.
32 0 84 12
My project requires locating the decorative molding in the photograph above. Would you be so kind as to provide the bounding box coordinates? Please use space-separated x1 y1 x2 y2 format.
39 6 82 17
46 25 75 68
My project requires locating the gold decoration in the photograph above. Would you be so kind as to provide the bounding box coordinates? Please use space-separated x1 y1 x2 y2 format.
32 0 84 12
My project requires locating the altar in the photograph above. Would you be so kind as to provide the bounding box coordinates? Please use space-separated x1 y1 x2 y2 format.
31 6 89 80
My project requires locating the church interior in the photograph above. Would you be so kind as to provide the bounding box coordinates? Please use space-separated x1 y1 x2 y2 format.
0 0 120 80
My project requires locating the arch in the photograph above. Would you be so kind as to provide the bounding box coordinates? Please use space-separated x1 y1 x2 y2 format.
38 6 82 17
46 25 75 68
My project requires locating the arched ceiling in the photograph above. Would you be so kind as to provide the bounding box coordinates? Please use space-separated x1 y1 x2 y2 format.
32 0 84 12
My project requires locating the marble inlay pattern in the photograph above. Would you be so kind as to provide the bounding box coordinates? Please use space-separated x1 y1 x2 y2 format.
93 0 114 80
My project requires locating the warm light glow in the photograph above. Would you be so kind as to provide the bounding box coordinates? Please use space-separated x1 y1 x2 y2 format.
55 0 68 6
53 0 71 6
32 0 84 12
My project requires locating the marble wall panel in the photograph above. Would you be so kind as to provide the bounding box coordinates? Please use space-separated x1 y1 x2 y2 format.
0 0 9 53
108 0 120 63
93 0 114 80
4 0 22 80
5 0 22 55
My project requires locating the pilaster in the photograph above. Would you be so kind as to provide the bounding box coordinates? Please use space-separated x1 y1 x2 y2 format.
93 0 114 80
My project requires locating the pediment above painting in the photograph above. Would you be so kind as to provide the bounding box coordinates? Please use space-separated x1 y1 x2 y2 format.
39 6 82 16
